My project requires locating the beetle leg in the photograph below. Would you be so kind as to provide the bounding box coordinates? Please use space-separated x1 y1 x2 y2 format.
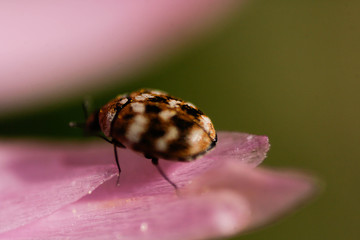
113 144 121 186
96 134 126 149
151 158 178 190
112 139 126 148
96 134 112 143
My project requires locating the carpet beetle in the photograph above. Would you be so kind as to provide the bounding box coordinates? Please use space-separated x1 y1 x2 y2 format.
71 89 217 189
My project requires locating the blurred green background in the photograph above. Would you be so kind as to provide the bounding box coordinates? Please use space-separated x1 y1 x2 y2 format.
1 1 359 239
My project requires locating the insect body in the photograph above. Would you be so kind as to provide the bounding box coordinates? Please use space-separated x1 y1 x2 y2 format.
73 89 217 189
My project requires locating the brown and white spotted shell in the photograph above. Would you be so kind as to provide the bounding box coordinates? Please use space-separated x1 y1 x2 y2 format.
98 89 217 161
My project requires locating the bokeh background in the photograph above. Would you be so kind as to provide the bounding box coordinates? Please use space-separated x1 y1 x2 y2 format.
1 1 359 239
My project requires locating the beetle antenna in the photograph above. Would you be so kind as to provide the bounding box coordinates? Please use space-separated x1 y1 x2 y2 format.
69 121 85 129
69 98 91 130
82 96 92 119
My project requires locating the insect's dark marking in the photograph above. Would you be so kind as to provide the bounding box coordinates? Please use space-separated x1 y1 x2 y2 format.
122 113 135 120
135 137 153 152
145 104 162 113
115 124 127 136
166 95 182 101
148 96 168 103
150 117 161 125
171 115 194 130
181 104 203 117
148 126 166 138
209 133 218 150
148 129 166 138
136 118 162 147
169 141 188 152
110 97 131 137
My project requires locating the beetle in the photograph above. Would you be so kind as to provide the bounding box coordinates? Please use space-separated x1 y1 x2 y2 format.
70 89 217 189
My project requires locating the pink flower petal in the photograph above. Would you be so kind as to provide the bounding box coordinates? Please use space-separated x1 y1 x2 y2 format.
0 142 118 233
0 132 317 240
2 192 251 240
0 132 266 234
0 0 243 112
209 132 270 167
186 161 318 231
1 161 316 240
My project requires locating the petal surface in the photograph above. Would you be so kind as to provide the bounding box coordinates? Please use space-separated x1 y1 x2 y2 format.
186 161 318 231
2 192 251 240
1 159 317 240
0 0 243 112
0 132 267 234
0 143 118 233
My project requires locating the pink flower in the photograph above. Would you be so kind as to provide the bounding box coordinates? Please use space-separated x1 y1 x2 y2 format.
0 1 317 239
0 0 243 112
0 132 316 240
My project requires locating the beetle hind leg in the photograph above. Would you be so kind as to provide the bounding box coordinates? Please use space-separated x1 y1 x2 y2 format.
149 157 178 190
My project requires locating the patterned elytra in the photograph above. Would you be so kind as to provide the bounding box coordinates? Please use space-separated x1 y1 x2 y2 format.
98 89 217 161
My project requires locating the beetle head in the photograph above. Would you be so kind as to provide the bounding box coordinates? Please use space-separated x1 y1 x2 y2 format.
84 110 101 134
69 109 100 135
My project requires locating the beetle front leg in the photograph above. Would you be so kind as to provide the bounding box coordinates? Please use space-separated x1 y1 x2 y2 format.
113 144 121 186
